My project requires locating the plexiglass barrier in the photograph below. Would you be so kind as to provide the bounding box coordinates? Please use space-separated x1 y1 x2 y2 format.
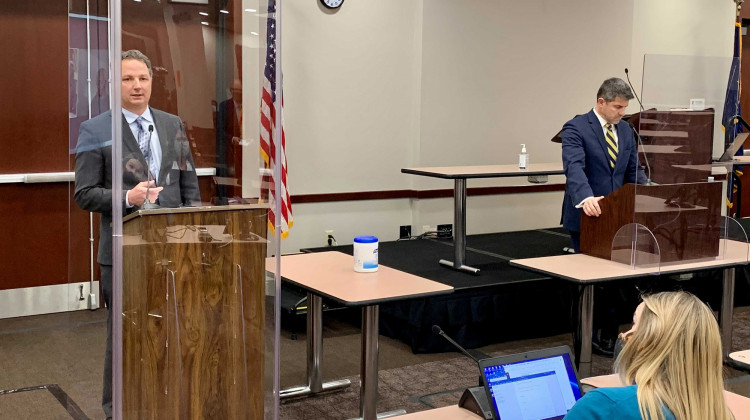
631 55 737 266
66 0 281 418
610 223 660 271
719 216 750 262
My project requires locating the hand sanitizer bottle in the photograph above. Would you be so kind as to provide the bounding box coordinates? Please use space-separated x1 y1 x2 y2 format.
519 144 528 169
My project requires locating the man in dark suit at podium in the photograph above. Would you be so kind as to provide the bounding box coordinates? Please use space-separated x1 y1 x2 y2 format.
561 77 647 355
215 79 244 203
74 49 200 419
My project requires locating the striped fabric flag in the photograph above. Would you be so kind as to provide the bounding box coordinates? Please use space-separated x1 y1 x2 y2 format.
722 21 742 149
260 0 293 238
722 20 742 211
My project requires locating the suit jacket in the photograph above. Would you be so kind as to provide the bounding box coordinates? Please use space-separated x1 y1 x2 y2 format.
74 108 201 265
215 98 243 200
216 98 240 176
561 110 647 232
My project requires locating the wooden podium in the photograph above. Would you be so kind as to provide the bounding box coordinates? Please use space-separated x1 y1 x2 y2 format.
122 204 268 419
581 183 722 263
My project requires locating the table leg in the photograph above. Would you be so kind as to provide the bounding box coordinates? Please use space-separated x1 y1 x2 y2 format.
438 178 480 274
720 267 736 359
280 293 350 399
578 285 594 378
356 305 405 420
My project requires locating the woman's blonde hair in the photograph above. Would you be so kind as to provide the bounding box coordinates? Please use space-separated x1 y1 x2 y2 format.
614 291 733 420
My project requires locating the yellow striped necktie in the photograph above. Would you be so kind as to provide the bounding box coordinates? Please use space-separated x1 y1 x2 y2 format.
605 123 618 170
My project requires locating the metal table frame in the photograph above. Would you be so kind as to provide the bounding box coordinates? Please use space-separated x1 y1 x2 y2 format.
574 268 735 377
402 164 564 274
272 252 453 420
279 293 351 399
511 242 747 377
280 293 405 420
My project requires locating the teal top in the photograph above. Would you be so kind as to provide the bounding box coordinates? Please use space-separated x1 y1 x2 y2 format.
564 385 676 420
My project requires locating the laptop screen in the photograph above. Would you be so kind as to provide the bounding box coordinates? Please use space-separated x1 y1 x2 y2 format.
481 349 582 420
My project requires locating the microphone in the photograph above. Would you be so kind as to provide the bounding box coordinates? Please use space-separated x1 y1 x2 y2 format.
142 125 160 210
432 325 493 419
629 122 652 184
432 325 483 365
624 68 645 111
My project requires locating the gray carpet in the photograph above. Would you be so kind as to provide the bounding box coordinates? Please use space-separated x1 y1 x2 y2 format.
278 307 750 419
279 334 618 420
1 306 749 419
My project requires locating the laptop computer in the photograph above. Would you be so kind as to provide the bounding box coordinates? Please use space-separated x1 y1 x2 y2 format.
479 346 583 420
718 132 749 161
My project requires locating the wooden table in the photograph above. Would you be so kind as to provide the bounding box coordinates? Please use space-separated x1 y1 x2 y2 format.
392 376 750 419
268 252 453 420
581 374 750 419
729 349 750 371
402 163 564 274
393 406 481 419
510 239 749 377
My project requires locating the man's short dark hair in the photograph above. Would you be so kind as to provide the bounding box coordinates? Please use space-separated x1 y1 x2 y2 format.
121 49 153 77
596 77 634 102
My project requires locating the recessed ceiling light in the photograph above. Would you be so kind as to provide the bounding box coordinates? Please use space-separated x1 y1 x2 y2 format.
244 8 257 13
220 9 229 14
201 21 209 26
199 12 208 16
250 32 259 36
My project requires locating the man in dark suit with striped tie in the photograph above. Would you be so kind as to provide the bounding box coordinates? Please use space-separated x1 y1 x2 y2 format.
560 77 648 355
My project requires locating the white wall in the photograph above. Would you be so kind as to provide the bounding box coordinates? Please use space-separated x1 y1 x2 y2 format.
271 0 736 253
629 0 736 157
279 0 423 251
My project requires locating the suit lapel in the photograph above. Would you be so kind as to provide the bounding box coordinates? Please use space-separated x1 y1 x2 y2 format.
121 114 143 161
232 101 241 130
152 110 173 186
612 121 629 174
586 111 610 169
613 121 631 172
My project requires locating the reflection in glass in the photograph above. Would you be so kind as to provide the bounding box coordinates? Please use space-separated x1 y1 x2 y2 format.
67 0 280 417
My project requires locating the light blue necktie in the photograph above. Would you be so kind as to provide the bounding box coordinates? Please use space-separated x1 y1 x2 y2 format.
136 117 157 181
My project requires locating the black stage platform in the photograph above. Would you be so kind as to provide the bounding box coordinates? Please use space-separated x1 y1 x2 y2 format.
298 228 750 353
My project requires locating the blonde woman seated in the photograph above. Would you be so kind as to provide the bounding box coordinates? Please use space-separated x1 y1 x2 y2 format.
564 291 733 420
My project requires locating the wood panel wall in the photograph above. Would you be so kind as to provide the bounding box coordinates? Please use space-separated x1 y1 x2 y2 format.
0 1 221 292
0 2 92 291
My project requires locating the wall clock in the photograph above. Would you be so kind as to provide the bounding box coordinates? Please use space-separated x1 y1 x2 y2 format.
320 0 344 10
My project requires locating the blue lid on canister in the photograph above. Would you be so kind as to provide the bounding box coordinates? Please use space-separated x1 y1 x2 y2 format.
354 235 378 243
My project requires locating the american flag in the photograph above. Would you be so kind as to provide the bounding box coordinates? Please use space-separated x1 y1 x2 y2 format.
260 0 293 238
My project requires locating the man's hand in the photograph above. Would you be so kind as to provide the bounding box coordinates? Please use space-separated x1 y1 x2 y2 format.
127 181 163 207
582 196 604 217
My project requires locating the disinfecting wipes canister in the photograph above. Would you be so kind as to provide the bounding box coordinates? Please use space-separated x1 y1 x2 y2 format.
353 235 378 273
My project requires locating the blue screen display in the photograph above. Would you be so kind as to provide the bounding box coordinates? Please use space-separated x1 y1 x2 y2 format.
483 353 582 420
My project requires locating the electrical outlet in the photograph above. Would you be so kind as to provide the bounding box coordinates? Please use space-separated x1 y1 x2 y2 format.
324 230 335 246
399 225 412 239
